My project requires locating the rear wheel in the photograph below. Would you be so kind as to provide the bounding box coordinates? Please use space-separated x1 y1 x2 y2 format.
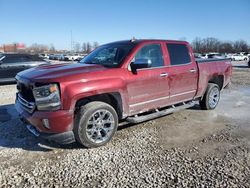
74 101 118 148
248 60 250 67
200 83 220 110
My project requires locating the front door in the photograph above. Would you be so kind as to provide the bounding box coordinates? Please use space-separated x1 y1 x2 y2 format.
126 43 170 115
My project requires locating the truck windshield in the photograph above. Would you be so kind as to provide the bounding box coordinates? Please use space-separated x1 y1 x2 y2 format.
80 43 135 67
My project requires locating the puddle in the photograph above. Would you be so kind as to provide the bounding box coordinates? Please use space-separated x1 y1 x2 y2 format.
239 87 250 95
215 87 250 128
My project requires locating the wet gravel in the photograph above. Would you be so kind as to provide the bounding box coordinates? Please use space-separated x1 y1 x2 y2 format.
0 63 250 187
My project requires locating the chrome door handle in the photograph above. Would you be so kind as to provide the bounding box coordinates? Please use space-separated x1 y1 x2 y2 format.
160 73 168 77
189 69 197 73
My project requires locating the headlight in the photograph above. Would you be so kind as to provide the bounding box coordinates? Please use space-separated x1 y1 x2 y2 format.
33 84 61 111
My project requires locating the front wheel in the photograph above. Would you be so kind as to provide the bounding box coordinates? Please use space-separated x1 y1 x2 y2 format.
74 101 118 148
200 83 220 110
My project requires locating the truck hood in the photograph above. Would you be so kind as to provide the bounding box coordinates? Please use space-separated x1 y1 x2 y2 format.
17 63 107 82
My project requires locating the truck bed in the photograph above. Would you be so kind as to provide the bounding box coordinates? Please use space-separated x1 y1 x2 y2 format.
195 58 232 98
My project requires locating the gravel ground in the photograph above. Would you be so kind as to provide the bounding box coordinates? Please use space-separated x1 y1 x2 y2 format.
0 85 16 105
0 61 250 187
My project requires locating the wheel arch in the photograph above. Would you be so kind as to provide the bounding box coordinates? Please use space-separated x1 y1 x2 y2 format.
74 92 123 120
208 75 224 90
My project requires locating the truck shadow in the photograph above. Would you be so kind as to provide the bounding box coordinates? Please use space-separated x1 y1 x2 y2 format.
0 104 81 151
188 104 202 110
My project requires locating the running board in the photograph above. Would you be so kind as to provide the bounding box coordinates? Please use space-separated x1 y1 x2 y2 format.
126 101 196 124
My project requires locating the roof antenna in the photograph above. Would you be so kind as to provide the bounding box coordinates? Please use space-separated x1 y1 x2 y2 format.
131 37 136 42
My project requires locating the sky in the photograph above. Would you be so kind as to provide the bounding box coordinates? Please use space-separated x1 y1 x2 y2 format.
0 0 250 50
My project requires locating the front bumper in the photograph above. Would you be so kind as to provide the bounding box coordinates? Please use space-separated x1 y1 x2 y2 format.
16 98 75 144
24 122 75 144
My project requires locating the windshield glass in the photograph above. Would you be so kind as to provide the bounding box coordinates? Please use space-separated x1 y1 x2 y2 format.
80 43 135 67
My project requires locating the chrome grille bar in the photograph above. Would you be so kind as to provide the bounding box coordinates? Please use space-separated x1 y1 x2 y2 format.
17 94 35 113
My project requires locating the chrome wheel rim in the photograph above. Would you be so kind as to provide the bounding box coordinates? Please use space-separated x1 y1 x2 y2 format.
208 87 220 108
86 109 115 144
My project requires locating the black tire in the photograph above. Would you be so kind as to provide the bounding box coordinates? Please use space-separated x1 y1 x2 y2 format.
248 60 250 68
200 83 220 110
74 101 118 148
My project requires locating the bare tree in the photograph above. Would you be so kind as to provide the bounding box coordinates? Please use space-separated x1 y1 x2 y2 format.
93 42 99 49
191 37 250 54
74 42 81 52
86 42 92 53
49 44 56 53
82 42 87 53
219 42 233 53
28 43 48 53
202 38 220 53
233 40 248 53
192 37 203 53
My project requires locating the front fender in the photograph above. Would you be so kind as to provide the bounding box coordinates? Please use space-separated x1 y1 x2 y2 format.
61 78 128 114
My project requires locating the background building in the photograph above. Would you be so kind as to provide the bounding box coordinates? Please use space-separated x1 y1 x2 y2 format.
0 43 26 53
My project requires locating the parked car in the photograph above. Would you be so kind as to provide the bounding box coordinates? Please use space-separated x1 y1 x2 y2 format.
65 54 84 61
15 39 232 148
194 53 202 58
231 54 248 61
240 52 249 56
39 53 50 59
225 53 233 59
58 54 69 61
201 53 226 59
53 54 62 60
209 53 226 59
48 54 55 60
0 53 50 83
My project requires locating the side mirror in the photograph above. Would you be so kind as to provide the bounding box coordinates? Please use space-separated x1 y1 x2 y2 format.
130 59 151 74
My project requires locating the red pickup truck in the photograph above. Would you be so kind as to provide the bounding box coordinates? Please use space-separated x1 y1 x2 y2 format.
15 39 232 148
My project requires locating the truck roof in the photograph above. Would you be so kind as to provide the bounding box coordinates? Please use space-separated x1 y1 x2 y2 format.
105 39 188 46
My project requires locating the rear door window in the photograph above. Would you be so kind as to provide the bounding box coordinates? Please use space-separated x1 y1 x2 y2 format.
166 44 191 66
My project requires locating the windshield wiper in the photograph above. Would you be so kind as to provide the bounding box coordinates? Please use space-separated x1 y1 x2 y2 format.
82 61 94 64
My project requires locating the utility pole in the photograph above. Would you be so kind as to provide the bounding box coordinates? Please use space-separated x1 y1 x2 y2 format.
70 30 73 53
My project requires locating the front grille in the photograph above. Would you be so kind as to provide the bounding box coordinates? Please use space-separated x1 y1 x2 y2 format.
16 81 36 113
17 82 35 102
17 94 35 113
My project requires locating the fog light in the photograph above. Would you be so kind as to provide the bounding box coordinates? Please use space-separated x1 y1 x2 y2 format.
42 119 50 129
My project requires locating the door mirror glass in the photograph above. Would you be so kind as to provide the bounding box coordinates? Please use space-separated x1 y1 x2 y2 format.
130 59 151 74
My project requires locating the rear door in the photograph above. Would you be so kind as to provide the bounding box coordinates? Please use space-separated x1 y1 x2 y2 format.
126 43 170 114
165 42 198 103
